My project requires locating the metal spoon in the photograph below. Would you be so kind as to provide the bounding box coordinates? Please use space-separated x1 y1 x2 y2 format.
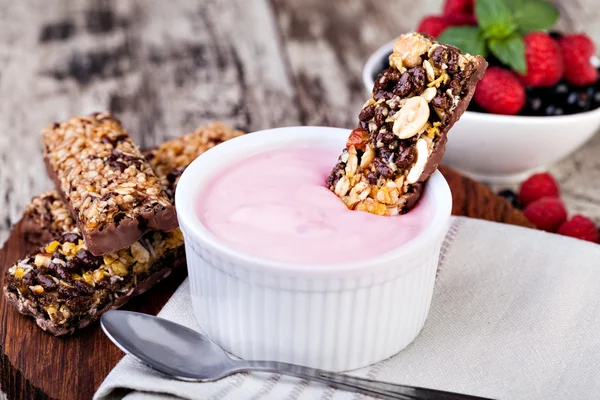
101 311 493 400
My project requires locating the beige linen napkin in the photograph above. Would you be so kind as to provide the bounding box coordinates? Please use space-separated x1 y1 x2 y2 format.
94 216 600 400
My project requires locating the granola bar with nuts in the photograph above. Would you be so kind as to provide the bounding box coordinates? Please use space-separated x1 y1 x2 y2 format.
327 33 487 215
6 122 244 335
24 122 243 248
4 229 185 336
42 112 178 255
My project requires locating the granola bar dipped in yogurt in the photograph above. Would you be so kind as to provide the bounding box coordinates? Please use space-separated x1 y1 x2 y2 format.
327 33 487 215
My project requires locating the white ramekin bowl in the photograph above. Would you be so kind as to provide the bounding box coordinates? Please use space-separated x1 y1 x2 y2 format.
175 126 452 371
363 39 600 184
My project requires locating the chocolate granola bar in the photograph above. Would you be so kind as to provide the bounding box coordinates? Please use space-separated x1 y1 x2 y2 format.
6 122 244 335
42 112 178 255
24 122 243 248
327 33 487 215
4 229 185 336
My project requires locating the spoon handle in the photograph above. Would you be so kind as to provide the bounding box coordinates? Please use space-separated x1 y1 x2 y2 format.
234 360 493 400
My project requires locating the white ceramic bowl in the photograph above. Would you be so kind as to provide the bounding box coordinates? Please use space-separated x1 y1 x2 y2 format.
175 126 452 371
363 39 600 184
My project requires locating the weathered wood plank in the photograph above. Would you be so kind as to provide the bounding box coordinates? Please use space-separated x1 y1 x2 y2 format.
0 0 302 247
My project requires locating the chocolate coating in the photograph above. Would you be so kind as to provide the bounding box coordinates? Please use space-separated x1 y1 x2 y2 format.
43 156 178 256
404 55 488 210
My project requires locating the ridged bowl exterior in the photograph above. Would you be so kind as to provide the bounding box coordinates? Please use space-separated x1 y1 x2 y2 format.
176 127 452 371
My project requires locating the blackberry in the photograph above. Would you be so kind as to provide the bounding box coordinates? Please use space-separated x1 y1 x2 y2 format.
498 189 522 209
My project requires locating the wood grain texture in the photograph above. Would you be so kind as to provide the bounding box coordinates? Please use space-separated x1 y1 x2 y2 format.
0 0 597 399
439 167 532 228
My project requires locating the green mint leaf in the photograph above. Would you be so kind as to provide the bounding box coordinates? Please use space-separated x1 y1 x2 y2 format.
476 0 517 40
489 33 527 74
503 0 525 12
438 27 489 57
513 1 559 34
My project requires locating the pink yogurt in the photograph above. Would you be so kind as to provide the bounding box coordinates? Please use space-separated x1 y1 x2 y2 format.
196 146 432 264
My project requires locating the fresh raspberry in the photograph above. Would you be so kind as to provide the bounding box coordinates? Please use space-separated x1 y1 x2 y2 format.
557 215 600 243
445 13 477 26
520 32 564 87
473 67 526 115
559 34 599 86
416 16 450 38
523 197 567 232
443 0 474 16
519 172 560 206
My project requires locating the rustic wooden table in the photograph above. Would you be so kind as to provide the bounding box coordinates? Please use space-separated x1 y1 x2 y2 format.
0 0 598 399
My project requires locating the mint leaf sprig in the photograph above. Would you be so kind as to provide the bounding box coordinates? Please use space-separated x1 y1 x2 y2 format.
438 0 559 74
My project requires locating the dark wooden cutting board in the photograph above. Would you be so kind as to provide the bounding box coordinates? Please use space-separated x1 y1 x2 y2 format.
0 166 531 400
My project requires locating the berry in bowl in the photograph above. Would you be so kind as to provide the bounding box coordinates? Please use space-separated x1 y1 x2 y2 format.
363 0 600 184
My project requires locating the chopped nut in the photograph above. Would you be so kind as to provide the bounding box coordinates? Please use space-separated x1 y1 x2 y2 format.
390 33 431 69
394 175 405 188
360 146 375 168
29 285 44 295
334 176 351 197
407 138 429 184
93 269 105 282
421 87 437 102
346 181 370 206
103 254 116 265
392 97 430 139
387 206 400 216
34 254 51 268
423 60 435 82
111 261 128 277
62 242 77 256
82 271 94 286
59 305 72 321
45 305 58 319
131 241 150 264
345 149 358 178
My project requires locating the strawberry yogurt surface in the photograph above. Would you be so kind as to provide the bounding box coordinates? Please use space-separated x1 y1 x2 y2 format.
196 146 432 263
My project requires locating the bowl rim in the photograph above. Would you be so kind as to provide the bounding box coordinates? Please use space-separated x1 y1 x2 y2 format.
362 38 600 122
175 126 452 276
